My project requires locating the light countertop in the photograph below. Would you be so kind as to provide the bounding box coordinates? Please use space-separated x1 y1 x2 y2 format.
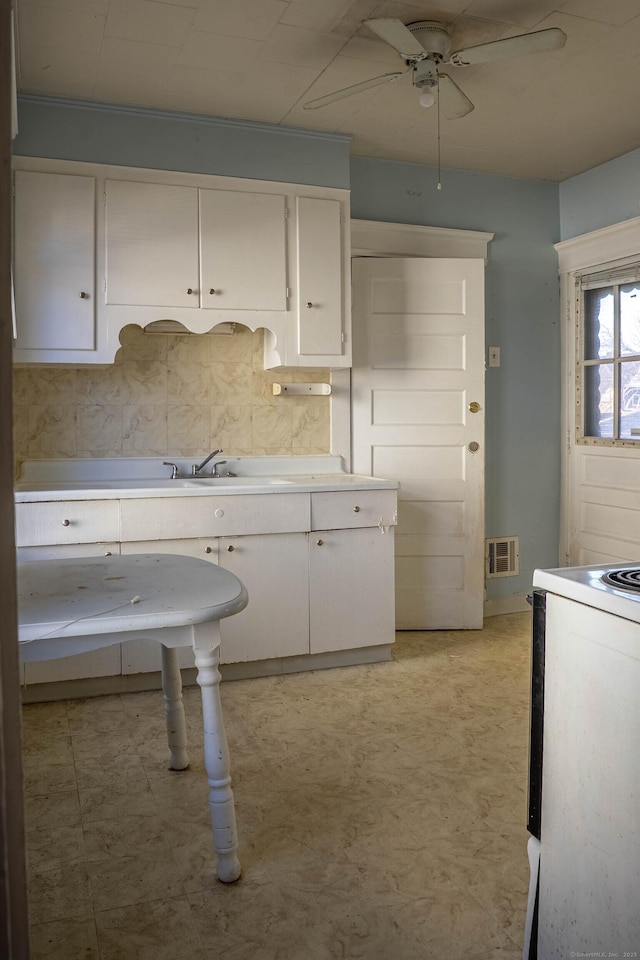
14 456 399 502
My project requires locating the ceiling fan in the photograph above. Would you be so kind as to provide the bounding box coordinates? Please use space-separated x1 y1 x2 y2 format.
304 18 567 119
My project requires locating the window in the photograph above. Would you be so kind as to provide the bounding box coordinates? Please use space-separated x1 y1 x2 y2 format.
578 266 640 443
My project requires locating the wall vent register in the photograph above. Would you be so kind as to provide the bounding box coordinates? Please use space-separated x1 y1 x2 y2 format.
485 536 519 578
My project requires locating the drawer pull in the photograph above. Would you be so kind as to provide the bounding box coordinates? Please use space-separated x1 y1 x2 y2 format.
104 551 112 556
62 519 71 526
227 545 235 552
353 505 360 513
205 546 213 554
316 539 324 546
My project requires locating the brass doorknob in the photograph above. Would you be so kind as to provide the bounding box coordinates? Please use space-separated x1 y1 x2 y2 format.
468 401 481 414
468 441 480 453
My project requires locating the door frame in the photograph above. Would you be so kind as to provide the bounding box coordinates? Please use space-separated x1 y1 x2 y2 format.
556 215 640 566
330 218 494 467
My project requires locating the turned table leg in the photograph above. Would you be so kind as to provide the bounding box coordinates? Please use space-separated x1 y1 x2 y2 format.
192 622 241 883
161 644 189 771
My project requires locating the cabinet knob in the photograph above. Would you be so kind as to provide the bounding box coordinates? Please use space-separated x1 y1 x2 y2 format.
205 546 213 554
353 505 360 513
187 288 197 295
316 539 324 546
209 288 216 295
227 545 235 552
104 551 112 556
62 519 71 526
79 291 88 299
306 301 313 309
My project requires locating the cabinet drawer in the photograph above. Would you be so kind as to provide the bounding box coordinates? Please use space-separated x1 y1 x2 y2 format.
120 493 310 541
17 543 119 562
310 490 397 531
15 501 120 547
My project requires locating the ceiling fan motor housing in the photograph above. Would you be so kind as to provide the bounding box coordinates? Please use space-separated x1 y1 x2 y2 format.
406 21 451 61
414 60 438 89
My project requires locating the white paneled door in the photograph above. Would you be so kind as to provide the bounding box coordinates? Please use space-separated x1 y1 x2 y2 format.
352 257 485 629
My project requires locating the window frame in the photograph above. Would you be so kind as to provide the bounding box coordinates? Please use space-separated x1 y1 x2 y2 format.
576 261 640 447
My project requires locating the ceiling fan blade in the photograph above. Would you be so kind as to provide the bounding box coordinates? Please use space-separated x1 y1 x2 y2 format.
303 71 405 110
437 73 474 119
365 18 427 59
449 26 566 66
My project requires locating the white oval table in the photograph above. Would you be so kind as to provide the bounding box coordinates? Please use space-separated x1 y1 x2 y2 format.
17 553 248 883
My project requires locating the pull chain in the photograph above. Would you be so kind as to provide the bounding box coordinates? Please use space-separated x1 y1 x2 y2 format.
437 80 442 191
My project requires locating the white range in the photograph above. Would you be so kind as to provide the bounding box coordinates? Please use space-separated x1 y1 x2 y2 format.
524 563 640 959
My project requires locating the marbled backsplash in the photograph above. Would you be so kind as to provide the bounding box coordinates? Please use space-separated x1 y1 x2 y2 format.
12 324 330 476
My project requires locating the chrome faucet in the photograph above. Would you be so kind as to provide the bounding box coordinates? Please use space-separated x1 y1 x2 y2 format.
163 461 179 479
192 449 222 476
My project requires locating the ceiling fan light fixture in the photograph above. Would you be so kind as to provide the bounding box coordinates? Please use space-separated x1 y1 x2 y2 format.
418 88 435 108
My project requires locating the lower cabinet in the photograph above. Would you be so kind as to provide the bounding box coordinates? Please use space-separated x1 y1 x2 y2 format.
120 537 218 673
16 487 397 688
309 527 395 654
120 533 309 669
218 534 309 663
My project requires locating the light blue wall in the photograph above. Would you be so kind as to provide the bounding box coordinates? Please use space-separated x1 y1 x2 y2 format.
350 157 561 600
14 96 563 600
559 147 640 240
13 95 351 189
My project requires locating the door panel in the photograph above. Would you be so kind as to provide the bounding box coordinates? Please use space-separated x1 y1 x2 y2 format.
14 170 96 351
351 257 485 629
105 180 199 308
199 189 286 311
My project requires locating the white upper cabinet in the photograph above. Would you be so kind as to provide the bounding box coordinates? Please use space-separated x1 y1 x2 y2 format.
199 188 287 312
105 181 287 314
13 170 97 361
12 158 351 367
296 196 343 358
105 180 199 309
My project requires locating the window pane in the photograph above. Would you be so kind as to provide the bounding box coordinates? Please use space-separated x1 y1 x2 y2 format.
584 288 614 360
620 360 640 438
584 363 614 437
620 283 640 357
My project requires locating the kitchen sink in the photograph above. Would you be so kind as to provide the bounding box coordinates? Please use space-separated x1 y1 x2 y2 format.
186 476 295 486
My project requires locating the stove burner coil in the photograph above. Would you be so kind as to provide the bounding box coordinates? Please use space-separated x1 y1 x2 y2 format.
601 568 640 592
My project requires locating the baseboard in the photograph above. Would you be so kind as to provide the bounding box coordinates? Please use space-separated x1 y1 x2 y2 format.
20 645 393 703
484 594 532 617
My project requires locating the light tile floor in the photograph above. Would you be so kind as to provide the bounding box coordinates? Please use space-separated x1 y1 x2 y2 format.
22 612 532 960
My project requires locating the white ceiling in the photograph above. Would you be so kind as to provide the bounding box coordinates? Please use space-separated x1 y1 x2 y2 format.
14 0 640 182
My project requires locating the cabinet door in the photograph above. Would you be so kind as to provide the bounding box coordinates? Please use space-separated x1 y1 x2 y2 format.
309 527 395 654
218 533 309 663
19 543 121 685
119 539 218 673
14 170 96 352
105 180 199 308
296 196 343 357
200 189 287 311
